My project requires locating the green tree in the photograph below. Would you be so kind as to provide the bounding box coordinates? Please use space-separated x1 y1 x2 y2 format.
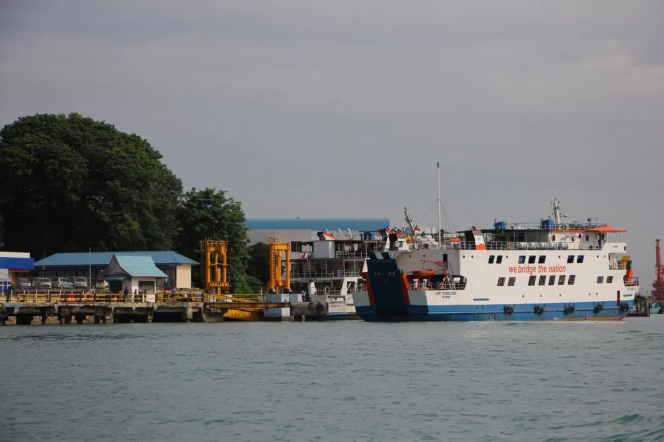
0 113 182 254
246 242 270 291
175 188 251 293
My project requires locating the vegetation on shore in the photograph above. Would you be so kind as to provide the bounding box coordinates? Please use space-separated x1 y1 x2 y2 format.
0 113 265 291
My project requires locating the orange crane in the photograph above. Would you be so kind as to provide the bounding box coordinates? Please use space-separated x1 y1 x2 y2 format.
268 237 291 293
653 239 664 302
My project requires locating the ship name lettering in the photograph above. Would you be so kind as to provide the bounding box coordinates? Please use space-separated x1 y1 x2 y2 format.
509 265 566 274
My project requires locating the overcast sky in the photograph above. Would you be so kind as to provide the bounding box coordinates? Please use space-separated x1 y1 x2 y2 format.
1 0 663 279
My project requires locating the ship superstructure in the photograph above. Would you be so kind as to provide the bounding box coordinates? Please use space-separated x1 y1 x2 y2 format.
354 200 638 321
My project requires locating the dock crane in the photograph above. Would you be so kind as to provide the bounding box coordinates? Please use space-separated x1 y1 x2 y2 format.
268 237 291 293
653 239 664 303
203 239 229 295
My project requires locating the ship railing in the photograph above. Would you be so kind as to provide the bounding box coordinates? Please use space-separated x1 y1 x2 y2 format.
420 241 605 251
495 222 609 231
610 262 629 270
291 270 361 279
624 277 639 287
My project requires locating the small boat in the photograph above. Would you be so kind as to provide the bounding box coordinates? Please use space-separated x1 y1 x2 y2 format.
650 302 662 314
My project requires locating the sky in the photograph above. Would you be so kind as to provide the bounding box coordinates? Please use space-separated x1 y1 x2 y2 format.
1 0 663 282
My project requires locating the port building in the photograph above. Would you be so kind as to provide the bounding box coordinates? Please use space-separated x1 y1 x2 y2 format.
0 252 35 295
98 254 168 297
34 251 198 289
245 218 390 250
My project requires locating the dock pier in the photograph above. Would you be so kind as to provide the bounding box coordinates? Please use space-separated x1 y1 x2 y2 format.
0 294 328 325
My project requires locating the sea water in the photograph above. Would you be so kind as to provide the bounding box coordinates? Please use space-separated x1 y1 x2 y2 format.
1 318 663 441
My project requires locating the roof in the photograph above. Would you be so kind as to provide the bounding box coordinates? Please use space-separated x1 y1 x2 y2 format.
0 257 34 271
245 218 390 232
102 275 128 281
110 255 168 278
35 251 198 267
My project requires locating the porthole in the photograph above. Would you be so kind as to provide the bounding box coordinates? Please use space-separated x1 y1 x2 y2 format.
522 295 524 298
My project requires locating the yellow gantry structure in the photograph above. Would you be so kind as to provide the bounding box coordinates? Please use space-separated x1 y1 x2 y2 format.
204 239 229 294
268 237 291 293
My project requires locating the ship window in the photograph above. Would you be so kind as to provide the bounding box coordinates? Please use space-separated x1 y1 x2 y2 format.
558 275 566 285
488 255 495 264
577 255 584 264
528 275 536 286
607 276 613 283
552 235 556 241
518 256 526 264
508 277 516 286
567 255 574 263
497 277 505 287
586 235 589 241
597 276 604 284
548 275 555 286
539 275 546 286
538 255 546 264
528 256 536 264
496 255 503 264
568 275 576 285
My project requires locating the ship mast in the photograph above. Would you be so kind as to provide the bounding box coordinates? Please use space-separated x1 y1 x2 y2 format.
437 162 441 244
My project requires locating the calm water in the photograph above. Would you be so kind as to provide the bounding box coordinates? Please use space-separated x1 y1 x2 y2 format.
1 318 664 442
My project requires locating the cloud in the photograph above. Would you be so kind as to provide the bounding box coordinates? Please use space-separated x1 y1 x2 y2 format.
1 0 663 278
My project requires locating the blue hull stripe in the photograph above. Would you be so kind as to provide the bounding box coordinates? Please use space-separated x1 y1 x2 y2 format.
356 300 633 321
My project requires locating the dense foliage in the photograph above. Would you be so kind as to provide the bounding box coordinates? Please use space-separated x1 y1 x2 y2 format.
0 113 182 254
175 188 251 292
0 113 259 291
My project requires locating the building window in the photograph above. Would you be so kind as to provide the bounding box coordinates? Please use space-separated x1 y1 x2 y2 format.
549 275 556 286
538 255 546 264
539 275 546 286
528 275 536 286
508 277 516 286
528 256 536 264
497 277 505 286
597 276 604 284
577 255 584 264
488 255 495 264
558 275 566 285
519 256 526 264
496 255 503 264
568 275 576 285
607 276 613 283
567 255 574 263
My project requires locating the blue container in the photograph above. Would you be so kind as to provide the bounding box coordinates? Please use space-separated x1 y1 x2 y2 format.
494 221 507 230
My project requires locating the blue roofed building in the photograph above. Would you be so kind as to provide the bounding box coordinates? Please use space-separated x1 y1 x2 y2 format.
99 254 168 299
245 218 390 246
34 251 198 289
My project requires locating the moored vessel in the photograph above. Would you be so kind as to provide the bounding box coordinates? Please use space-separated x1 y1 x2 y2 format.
354 199 638 321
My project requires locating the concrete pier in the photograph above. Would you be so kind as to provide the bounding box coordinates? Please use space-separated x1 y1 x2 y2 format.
0 300 330 325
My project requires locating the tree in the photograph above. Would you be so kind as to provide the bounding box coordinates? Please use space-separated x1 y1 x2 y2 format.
246 242 270 291
0 113 182 255
175 188 251 292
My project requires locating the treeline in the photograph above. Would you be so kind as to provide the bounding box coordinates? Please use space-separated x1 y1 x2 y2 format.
0 113 263 292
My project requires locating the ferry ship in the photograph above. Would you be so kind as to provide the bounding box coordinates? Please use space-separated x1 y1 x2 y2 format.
354 199 638 321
